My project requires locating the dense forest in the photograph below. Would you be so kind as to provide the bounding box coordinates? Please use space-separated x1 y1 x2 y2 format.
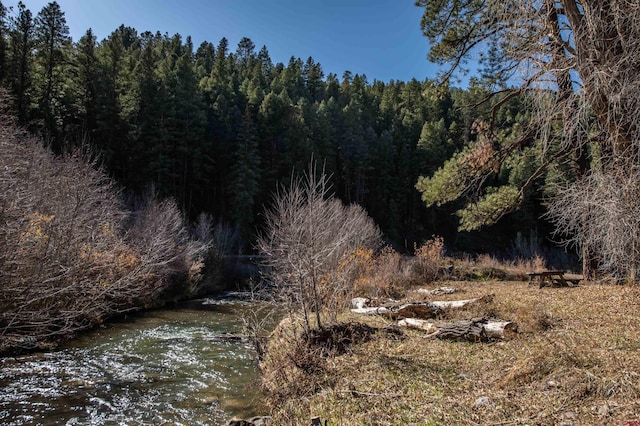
0 1 556 256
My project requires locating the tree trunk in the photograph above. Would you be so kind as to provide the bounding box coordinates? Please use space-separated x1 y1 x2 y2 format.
416 287 456 295
424 318 518 341
351 302 443 320
429 294 494 309
352 296 494 319
397 318 438 333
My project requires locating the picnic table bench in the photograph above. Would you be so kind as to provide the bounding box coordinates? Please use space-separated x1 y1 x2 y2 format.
527 270 582 288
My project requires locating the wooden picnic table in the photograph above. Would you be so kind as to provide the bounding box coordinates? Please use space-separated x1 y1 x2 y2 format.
527 270 581 288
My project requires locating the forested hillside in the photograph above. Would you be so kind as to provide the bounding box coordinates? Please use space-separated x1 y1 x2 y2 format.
0 1 554 255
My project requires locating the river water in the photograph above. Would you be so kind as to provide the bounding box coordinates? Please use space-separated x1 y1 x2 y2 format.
0 298 272 425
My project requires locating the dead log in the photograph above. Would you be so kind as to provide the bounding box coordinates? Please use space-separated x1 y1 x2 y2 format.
416 287 456 295
424 318 517 341
397 318 437 333
350 306 391 316
395 303 443 319
429 294 494 309
351 294 493 320
351 302 443 320
481 321 517 340
351 297 369 309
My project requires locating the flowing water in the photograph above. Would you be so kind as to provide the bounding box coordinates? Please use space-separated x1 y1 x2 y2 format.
0 298 272 425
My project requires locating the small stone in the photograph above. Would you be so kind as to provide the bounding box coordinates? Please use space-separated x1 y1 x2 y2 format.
546 379 559 389
474 396 490 408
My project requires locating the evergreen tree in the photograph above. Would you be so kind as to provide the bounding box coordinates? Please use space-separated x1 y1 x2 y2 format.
74 28 99 142
0 1 8 84
194 40 214 80
303 56 325 103
228 108 261 239
257 45 273 81
34 1 71 151
235 36 255 72
92 26 132 182
164 35 209 215
8 1 34 124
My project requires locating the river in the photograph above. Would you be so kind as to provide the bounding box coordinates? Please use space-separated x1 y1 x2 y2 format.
0 298 272 425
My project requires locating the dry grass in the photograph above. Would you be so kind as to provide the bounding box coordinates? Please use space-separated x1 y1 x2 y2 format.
260 281 640 425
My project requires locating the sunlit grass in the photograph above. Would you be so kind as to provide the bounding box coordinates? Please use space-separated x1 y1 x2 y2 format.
260 281 640 425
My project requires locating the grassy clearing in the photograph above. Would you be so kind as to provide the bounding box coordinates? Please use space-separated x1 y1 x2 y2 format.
260 281 640 425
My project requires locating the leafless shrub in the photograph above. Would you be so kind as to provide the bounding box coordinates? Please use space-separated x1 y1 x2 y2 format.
193 212 214 244
256 161 381 332
413 236 445 283
547 171 640 281
212 219 241 255
0 92 211 353
125 195 210 301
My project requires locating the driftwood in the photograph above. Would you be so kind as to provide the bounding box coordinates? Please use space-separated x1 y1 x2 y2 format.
351 306 392 315
352 294 494 319
351 302 443 319
423 318 518 341
397 318 438 333
351 297 369 309
430 294 494 309
416 287 456 295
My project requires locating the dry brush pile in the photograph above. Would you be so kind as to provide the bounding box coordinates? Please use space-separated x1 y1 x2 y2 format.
0 95 215 354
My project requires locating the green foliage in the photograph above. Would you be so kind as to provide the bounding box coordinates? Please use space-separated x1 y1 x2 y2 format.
416 154 465 207
457 186 520 231
0 1 8 83
0 1 552 252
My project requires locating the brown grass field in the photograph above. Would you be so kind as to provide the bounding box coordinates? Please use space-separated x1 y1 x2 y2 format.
260 280 640 425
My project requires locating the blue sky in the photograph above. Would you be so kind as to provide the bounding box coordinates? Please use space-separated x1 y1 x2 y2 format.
4 0 450 83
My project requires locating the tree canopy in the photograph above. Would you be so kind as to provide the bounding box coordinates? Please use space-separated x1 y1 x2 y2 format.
0 0 581 259
415 0 640 278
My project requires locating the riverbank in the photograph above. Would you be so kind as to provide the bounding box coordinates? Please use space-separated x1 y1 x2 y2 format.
259 281 640 424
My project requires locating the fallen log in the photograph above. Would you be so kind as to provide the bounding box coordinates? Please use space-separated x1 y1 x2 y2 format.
351 302 443 319
397 318 437 333
395 303 443 319
351 294 494 320
416 287 456 295
351 297 369 309
424 318 517 341
350 306 391 316
429 294 494 309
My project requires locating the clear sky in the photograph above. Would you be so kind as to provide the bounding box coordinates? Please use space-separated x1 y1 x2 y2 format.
4 0 447 83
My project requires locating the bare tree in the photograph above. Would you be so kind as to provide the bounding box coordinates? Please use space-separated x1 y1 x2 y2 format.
547 170 640 282
256 162 381 332
0 90 212 353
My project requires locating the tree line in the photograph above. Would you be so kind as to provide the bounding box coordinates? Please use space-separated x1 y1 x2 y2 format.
0 1 554 255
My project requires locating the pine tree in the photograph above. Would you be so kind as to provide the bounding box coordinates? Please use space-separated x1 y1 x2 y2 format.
303 56 325 104
0 1 8 84
8 1 34 124
228 108 261 240
34 1 70 152
74 28 99 141
194 41 214 80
